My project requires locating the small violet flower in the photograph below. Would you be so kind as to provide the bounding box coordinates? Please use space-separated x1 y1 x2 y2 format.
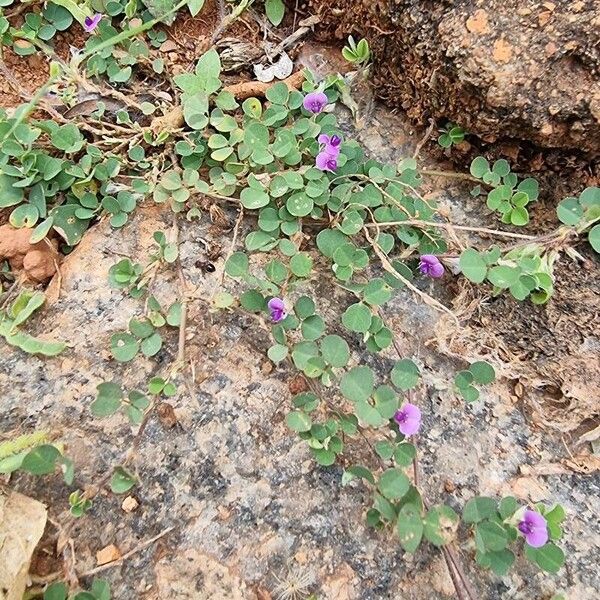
315 151 338 172
83 14 102 33
318 133 342 154
393 402 422 436
267 297 286 323
518 509 548 548
315 133 342 172
303 91 328 114
419 254 444 279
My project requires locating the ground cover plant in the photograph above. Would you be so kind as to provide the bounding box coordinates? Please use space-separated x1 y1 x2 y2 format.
0 3 598 598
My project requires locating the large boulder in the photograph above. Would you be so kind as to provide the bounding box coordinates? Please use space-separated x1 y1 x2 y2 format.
311 0 600 153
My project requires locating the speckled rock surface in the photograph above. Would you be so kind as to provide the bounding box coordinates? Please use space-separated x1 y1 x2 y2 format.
1 107 599 599
311 0 600 154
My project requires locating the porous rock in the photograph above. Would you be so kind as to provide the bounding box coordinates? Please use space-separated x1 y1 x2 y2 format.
0 225 59 283
311 0 600 153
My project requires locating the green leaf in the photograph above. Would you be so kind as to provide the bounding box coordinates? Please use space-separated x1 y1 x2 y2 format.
375 441 394 459
167 302 182 326
91 580 111 600
111 333 139 362
294 296 315 319
316 228 348 258
91 382 122 417
213 292 235 308
286 411 312 432
10 203 39 228
187 0 205 16
463 496 497 523
51 124 84 152
459 385 480 402
342 465 375 485
50 204 90 245
469 361 496 385
460 248 488 283
545 504 565 525
129 317 155 339
393 443 416 467
225 252 249 277
589 224 600 253
487 265 520 288
423 505 458 546
240 187 269 209
397 504 423 552
291 341 318 370
379 468 410 500
289 252 313 277
492 159 510 177
110 466 136 494
265 82 289 105
265 259 287 283
390 359 420 391
311 447 336 466
486 549 515 576
301 315 325 341
475 520 508 552
0 174 25 207
286 193 313 217
454 370 474 389
498 496 518 519
355 399 386 427
556 197 583 225
517 178 539 201
265 0 285 25
341 302 372 333
525 543 565 573
44 582 68 600
340 366 374 403
1 328 66 356
195 47 221 79
10 291 45 327
267 343 288 363
21 444 60 475
510 206 529 226
363 278 392 305
470 156 489 178
320 334 350 368
141 332 162 357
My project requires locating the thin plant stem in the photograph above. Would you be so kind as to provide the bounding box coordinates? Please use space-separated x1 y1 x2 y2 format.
421 169 481 183
365 220 537 240
73 0 189 66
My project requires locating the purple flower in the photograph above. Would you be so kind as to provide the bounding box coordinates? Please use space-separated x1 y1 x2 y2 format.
318 133 342 154
315 151 338 172
419 254 444 279
83 14 102 33
518 509 548 548
303 91 328 114
393 403 421 436
267 297 286 323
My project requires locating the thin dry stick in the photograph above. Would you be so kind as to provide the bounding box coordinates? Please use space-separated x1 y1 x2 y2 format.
420 169 481 184
412 118 436 160
171 216 188 366
364 227 459 327
365 220 536 241
388 325 477 600
219 205 244 287
79 526 175 577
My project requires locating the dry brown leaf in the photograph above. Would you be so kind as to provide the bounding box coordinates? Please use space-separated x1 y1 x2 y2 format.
96 544 121 566
0 491 47 600
510 476 549 501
